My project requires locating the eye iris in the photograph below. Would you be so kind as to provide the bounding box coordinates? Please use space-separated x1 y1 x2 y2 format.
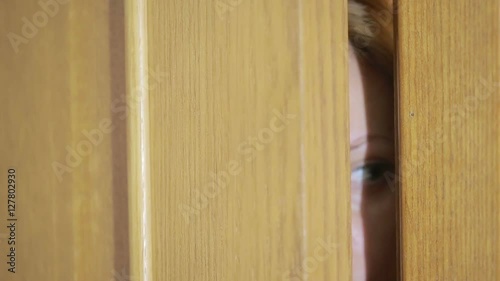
352 162 394 184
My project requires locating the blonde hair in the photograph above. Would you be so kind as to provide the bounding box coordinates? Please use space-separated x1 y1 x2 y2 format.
348 0 394 78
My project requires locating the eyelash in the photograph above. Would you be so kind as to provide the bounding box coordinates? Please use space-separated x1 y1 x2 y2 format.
351 161 394 186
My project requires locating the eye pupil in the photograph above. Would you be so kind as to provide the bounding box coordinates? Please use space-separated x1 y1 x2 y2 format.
364 164 384 180
352 162 394 185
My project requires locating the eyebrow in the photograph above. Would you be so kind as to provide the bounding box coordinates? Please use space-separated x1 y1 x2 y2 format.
350 134 394 150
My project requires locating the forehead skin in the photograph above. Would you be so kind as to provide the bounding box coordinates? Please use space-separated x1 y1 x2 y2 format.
349 49 394 148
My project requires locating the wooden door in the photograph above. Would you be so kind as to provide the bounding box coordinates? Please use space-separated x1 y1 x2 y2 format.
1 0 352 280
133 0 352 280
397 0 500 279
0 1 129 281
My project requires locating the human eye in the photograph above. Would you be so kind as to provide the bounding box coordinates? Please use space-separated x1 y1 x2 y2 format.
351 161 394 186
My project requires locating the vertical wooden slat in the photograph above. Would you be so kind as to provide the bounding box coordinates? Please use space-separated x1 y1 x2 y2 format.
397 0 500 279
0 1 128 280
301 0 351 280
143 0 350 280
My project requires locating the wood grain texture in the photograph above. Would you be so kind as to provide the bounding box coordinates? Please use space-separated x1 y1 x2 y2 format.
0 1 129 280
396 0 500 279
301 0 352 280
143 0 350 280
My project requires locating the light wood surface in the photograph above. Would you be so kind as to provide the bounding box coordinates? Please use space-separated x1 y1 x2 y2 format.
0 1 129 280
125 0 153 280
397 0 500 279
301 0 352 279
1 1 351 279
141 0 351 280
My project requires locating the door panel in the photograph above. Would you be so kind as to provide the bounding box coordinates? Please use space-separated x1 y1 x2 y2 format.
0 1 128 280
2 0 352 280
397 0 500 279
138 0 351 280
